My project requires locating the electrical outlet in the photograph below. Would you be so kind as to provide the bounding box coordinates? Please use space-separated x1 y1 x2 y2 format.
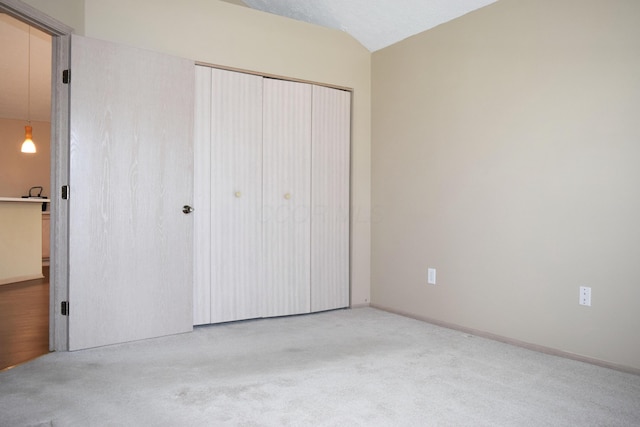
427 268 436 285
579 286 591 306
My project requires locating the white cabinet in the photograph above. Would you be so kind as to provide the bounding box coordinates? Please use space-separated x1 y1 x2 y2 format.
194 66 351 325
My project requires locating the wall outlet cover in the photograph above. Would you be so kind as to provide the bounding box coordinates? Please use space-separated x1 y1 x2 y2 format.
428 268 436 285
579 286 591 306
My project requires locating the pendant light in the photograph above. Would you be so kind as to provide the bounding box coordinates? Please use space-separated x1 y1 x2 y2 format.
21 26 36 154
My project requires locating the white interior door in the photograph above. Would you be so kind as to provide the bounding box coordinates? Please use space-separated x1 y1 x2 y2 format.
311 86 351 312
193 66 212 325
194 66 263 325
209 67 264 323
262 78 312 317
68 35 194 350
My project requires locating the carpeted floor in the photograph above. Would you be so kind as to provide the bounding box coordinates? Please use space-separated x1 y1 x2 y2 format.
1 307 639 426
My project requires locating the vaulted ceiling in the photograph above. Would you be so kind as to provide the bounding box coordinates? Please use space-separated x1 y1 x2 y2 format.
0 0 499 122
226 0 498 51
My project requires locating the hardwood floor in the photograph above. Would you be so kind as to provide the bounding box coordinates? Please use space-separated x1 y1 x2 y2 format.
0 267 49 371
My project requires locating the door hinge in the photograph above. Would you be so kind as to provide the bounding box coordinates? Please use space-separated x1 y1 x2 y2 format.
61 185 69 200
61 301 69 316
62 69 70 84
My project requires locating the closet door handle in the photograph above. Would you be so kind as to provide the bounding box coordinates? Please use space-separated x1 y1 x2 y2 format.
182 205 194 214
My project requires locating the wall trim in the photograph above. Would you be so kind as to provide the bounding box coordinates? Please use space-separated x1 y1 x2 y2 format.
195 61 352 92
0 274 44 286
0 0 73 35
370 303 640 377
350 303 370 309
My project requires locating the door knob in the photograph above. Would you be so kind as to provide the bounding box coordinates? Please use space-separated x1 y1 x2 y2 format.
182 205 194 214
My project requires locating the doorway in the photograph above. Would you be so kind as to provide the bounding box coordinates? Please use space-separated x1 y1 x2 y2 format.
0 0 72 354
0 13 51 369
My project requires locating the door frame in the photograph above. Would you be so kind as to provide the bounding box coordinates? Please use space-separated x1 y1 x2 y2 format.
0 0 72 351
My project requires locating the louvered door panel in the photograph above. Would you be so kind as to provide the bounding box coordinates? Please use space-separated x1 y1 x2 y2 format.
311 86 351 312
262 79 312 317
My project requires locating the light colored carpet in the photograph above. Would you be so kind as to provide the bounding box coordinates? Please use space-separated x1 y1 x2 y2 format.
1 307 639 426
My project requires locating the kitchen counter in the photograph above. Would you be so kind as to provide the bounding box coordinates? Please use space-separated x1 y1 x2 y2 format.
0 197 49 203
0 197 51 285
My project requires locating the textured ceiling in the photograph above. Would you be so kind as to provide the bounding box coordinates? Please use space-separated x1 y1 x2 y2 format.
241 0 498 51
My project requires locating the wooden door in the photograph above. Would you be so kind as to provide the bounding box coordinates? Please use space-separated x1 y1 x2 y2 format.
68 35 194 350
311 86 351 312
262 78 312 317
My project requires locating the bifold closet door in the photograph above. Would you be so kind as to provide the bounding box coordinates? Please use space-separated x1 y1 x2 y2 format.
262 79 312 317
311 86 351 312
193 66 211 325
194 67 264 324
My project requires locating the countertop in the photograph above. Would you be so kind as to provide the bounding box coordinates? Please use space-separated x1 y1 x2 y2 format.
0 197 51 203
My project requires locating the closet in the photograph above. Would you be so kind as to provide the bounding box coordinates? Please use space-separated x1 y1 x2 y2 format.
194 66 351 325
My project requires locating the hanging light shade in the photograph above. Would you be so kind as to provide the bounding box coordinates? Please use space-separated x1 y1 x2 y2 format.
21 26 36 154
21 125 36 153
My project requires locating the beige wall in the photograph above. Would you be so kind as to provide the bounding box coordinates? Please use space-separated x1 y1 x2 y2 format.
22 0 84 34
19 0 640 370
372 0 640 370
23 0 372 305
0 119 51 198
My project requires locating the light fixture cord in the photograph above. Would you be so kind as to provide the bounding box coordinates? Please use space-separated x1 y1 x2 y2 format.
27 26 31 126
